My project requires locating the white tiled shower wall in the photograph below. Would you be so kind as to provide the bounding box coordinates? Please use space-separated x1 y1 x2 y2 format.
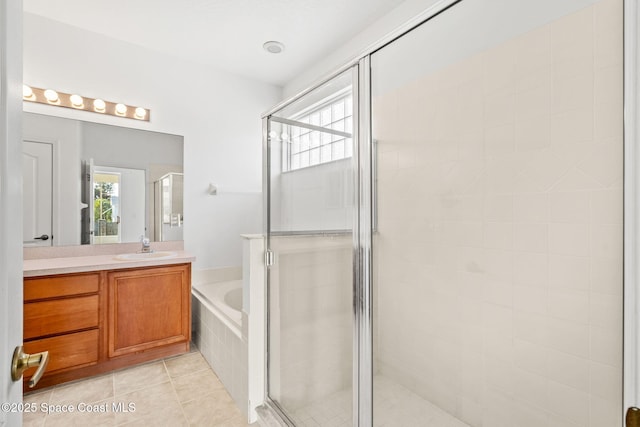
268 234 353 414
372 0 623 426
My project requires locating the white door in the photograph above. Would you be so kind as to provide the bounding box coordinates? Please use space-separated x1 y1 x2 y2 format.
1 0 24 423
109 167 145 243
22 140 53 246
83 158 95 244
93 166 145 244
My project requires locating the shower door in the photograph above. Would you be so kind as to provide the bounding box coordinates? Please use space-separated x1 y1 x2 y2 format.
370 0 623 426
265 68 357 426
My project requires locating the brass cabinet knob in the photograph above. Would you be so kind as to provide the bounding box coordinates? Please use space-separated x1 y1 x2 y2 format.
11 346 49 388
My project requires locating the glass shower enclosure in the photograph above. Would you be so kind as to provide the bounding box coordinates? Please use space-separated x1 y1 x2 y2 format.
263 0 624 425
265 69 358 426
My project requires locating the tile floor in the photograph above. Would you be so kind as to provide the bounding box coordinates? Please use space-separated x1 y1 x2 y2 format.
22 350 251 427
290 375 469 427
22 351 470 426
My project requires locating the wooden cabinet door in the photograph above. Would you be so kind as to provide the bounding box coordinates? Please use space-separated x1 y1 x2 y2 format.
107 264 190 357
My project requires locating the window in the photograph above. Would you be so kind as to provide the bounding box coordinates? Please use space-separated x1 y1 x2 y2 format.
282 92 353 171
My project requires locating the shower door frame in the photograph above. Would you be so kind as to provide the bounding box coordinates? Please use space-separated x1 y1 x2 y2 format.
262 62 368 426
261 2 461 424
624 0 640 419
262 0 639 425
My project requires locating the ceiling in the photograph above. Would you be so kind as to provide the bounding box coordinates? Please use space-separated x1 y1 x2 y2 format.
23 0 407 87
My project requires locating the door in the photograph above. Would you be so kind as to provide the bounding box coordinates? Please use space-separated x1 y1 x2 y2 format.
82 158 95 244
22 140 53 246
265 68 357 425
1 0 23 423
92 171 121 244
93 166 145 244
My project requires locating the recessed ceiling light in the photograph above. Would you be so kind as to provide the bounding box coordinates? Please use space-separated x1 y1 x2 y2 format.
263 41 285 54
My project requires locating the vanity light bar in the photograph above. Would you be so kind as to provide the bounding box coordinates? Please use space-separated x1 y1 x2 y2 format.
22 85 150 122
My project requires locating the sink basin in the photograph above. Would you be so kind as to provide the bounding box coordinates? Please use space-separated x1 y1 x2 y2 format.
114 251 178 261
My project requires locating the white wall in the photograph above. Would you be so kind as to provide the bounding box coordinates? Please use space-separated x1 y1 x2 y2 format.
284 0 604 97
23 13 282 269
282 0 441 97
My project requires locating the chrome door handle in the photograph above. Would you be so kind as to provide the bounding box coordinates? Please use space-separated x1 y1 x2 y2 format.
11 346 49 388
33 234 49 241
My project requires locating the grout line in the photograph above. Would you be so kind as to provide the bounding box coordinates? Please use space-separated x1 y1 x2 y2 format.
25 350 244 427
163 356 191 426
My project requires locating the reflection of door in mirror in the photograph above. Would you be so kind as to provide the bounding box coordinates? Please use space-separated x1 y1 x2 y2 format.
92 172 121 244
84 163 146 245
154 173 183 241
22 140 53 247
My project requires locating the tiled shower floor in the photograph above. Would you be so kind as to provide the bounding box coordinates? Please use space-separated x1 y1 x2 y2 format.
289 375 469 427
22 350 249 427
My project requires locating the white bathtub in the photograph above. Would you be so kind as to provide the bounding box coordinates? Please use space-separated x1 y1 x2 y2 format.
192 279 243 337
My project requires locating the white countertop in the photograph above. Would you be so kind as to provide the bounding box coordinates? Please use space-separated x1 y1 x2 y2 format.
24 251 196 277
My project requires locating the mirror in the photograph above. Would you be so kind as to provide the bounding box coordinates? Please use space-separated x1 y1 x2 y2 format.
23 112 184 247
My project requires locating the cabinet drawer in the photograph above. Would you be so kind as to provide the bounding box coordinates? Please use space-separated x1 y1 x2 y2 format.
24 329 98 374
24 295 99 339
25 273 100 301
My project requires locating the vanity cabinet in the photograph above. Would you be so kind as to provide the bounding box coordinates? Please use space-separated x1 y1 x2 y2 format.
23 273 102 380
107 264 191 357
23 263 191 391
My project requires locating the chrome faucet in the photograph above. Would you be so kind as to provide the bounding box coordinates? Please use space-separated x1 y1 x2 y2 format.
139 235 153 253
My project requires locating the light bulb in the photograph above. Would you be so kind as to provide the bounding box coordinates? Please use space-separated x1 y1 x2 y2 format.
70 94 83 108
115 103 127 115
134 107 147 119
22 85 33 98
281 132 289 141
268 131 278 139
44 89 59 102
93 99 106 112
